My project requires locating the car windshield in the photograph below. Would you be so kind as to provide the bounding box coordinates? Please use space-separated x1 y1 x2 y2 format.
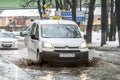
22 26 29 31
41 24 81 38
0 32 15 38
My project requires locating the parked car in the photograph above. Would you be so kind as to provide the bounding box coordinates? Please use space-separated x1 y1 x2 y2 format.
20 26 31 37
0 32 18 49
27 20 88 65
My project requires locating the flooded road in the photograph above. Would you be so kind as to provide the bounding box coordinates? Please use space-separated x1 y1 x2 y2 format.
0 41 120 80
20 49 120 80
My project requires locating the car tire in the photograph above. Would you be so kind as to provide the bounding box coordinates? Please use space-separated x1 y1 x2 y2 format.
37 50 43 66
83 52 89 66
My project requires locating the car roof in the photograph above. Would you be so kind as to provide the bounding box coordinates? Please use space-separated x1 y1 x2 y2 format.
34 20 77 25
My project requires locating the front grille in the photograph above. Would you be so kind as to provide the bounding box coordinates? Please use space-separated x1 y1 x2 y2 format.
54 50 80 53
2 41 13 43
2 44 12 47
54 46 79 49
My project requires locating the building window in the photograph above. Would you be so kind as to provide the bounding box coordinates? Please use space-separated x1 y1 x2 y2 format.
16 17 26 25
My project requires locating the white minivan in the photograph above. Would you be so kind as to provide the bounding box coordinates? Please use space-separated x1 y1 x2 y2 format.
27 20 88 65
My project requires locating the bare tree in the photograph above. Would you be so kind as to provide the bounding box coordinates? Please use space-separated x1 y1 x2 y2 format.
101 0 108 46
55 0 59 11
109 0 116 41
63 0 68 10
37 0 42 18
115 0 120 47
20 0 36 8
20 0 42 18
59 0 63 10
72 0 76 22
86 0 96 43
80 0 82 11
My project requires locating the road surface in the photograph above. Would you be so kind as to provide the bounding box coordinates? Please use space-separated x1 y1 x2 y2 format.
0 41 120 80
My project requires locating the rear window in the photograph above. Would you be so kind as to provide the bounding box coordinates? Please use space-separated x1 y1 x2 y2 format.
41 24 81 38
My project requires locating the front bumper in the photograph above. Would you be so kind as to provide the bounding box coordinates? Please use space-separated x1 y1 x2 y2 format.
0 43 18 49
42 51 88 63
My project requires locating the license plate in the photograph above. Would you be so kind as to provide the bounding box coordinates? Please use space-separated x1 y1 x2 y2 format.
3 44 11 47
59 53 75 57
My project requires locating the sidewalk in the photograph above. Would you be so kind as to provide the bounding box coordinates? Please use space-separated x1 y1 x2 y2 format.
0 57 36 80
88 41 120 51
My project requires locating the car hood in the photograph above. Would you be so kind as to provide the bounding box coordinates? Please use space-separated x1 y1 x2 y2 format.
0 38 17 42
42 38 85 47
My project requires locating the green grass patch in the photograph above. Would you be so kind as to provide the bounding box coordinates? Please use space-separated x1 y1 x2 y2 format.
0 0 101 8
0 0 21 7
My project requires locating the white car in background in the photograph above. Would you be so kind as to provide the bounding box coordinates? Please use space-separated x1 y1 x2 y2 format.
0 32 18 49
0 29 6 32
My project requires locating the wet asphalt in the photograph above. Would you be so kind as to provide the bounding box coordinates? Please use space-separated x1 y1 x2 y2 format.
0 41 120 80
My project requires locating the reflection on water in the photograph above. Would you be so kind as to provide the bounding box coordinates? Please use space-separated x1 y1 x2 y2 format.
39 72 54 80
15 65 18 80
24 67 88 80
80 70 88 80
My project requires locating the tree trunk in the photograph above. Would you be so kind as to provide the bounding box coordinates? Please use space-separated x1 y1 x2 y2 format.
55 0 59 11
67 0 72 9
80 0 82 11
63 0 68 10
101 0 108 46
109 0 116 41
59 0 63 9
106 0 109 41
115 0 120 47
76 0 78 8
37 0 42 19
86 0 96 43
72 0 76 22
43 0 46 11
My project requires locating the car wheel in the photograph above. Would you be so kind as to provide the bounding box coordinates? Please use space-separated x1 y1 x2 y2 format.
83 52 89 66
37 50 43 66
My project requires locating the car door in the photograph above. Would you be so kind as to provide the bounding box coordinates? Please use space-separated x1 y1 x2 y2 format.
32 24 40 53
28 23 36 52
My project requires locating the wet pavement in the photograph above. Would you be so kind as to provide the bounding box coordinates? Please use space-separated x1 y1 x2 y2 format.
0 58 36 80
0 41 120 80
19 49 120 80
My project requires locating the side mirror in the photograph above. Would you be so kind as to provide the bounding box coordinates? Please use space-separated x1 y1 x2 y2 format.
84 35 87 40
31 34 35 39
31 34 38 40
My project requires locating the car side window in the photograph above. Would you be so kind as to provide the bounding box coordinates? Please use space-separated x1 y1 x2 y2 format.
31 23 36 35
35 24 39 39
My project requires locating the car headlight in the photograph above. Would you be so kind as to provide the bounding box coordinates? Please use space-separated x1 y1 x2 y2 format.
80 41 88 48
43 42 53 48
14 41 18 45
